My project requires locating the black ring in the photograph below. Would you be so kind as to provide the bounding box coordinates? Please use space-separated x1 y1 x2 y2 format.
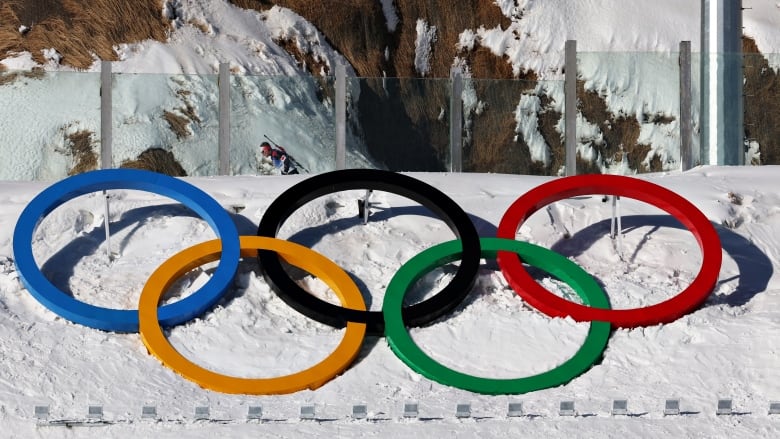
257 169 480 335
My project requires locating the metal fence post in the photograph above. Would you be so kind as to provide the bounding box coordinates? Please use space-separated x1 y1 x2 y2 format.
564 40 577 176
218 62 230 175
679 41 694 171
335 62 346 170
449 67 463 172
100 61 112 170
100 61 115 261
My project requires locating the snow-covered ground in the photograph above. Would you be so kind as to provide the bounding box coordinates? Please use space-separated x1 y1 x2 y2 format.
0 165 778 437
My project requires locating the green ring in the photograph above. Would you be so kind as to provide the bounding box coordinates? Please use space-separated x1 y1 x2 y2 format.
383 237 612 395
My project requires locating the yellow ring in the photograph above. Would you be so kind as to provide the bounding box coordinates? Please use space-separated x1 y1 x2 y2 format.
138 236 367 394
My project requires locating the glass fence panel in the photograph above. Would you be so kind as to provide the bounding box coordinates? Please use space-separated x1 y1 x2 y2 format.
463 78 564 176
230 74 336 175
690 52 702 168
2 53 769 182
112 73 219 176
743 52 780 165
346 77 451 171
576 52 682 175
0 69 100 181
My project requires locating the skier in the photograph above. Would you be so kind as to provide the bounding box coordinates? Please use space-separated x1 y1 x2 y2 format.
260 142 299 175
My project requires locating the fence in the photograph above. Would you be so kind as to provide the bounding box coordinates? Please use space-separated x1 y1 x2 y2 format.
0 43 772 181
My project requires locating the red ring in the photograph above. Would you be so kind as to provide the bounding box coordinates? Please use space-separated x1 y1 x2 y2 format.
496 174 722 327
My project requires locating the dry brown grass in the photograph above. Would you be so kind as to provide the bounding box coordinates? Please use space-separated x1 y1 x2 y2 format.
65 129 98 175
230 0 511 79
464 79 537 173
353 77 448 171
274 37 330 76
188 18 211 35
577 79 663 173
175 89 201 124
0 66 45 84
120 147 187 176
643 112 675 124
24 66 45 78
536 94 565 175
465 47 536 81
743 36 780 165
392 0 511 78
231 0 388 77
0 0 169 69
161 88 202 140
464 114 522 173
163 110 191 140
0 4 24 58
0 72 19 85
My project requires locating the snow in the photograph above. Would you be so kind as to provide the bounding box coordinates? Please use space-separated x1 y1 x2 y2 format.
0 71 101 180
1 166 780 437
514 93 550 166
379 0 400 33
494 0 703 76
743 1 780 61
414 19 437 77
456 29 477 52
110 1 350 76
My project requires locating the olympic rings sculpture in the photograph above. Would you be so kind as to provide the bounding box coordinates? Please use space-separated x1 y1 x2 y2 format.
12 168 723 395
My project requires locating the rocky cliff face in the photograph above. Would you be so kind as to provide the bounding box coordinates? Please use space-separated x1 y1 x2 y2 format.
234 1 780 173
231 0 555 173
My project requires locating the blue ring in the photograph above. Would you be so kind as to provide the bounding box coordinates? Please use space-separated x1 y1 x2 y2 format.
12 169 240 332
